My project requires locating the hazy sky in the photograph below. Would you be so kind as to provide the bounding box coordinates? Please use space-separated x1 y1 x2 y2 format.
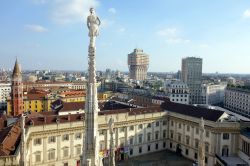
1 0 250 73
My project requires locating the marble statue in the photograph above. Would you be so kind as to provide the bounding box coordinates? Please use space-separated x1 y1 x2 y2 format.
108 117 115 166
87 8 101 47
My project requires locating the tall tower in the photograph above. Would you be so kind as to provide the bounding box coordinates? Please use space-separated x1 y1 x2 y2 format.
81 8 101 166
181 57 202 104
128 48 149 81
11 59 23 116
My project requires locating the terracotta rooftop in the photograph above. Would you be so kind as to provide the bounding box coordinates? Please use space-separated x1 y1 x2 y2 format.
0 122 21 156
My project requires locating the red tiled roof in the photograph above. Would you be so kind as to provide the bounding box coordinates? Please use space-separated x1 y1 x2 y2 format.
0 122 21 156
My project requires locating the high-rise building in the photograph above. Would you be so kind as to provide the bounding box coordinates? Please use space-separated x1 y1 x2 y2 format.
128 48 149 81
11 59 24 116
181 57 202 104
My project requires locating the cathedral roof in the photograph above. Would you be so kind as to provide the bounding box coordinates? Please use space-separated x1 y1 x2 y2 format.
12 58 21 77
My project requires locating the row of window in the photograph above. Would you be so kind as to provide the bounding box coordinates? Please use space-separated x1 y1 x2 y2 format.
101 121 168 134
34 146 81 163
128 130 167 145
129 142 166 155
34 133 82 145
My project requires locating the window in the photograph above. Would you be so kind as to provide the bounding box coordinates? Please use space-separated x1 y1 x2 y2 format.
62 134 69 141
139 147 142 153
75 145 81 155
48 149 55 160
185 149 189 155
223 133 229 140
147 133 151 141
99 129 105 135
148 145 151 151
129 137 134 145
163 142 166 148
119 127 125 133
195 139 199 149
178 133 181 142
222 146 229 156
75 133 82 140
48 136 56 143
155 131 159 140
205 143 209 153
206 131 210 137
155 143 158 150
63 163 68 166
129 126 134 131
155 121 159 127
162 120 167 126
186 136 190 145
147 123 151 128
163 130 166 138
35 151 41 162
138 134 143 143
34 138 42 145
171 121 174 126
138 124 143 129
186 125 190 132
170 131 174 139
194 152 197 159
205 157 208 163
63 147 69 157
170 142 172 148
130 148 133 155
178 123 182 129
196 127 199 134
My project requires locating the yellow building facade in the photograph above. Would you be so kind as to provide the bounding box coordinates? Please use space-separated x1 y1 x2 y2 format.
7 90 86 115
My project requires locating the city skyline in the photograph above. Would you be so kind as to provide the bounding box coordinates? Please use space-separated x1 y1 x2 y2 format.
1 0 250 73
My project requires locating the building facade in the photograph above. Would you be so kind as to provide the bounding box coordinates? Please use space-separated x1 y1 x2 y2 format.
181 57 202 104
224 86 250 118
0 82 11 111
201 83 227 106
165 80 190 104
1 99 249 166
7 89 86 114
128 48 149 81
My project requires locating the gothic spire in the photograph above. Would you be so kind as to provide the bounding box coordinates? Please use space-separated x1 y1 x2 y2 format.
12 58 21 77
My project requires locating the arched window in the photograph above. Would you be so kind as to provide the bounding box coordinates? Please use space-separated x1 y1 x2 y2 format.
62 146 69 158
34 151 41 163
75 144 81 155
48 148 55 160
222 145 229 156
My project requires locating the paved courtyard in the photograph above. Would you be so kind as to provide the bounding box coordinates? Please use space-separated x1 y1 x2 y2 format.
116 150 194 166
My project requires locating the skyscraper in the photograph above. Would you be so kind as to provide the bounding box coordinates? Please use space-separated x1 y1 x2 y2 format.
181 57 202 104
128 48 149 81
11 59 24 116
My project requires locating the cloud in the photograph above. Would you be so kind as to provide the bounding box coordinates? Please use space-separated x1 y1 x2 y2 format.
243 9 250 18
118 27 125 32
166 38 190 44
101 19 114 28
156 28 177 37
50 0 99 24
24 24 48 32
108 8 116 14
156 27 190 44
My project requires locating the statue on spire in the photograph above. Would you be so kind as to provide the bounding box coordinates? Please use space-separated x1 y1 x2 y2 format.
87 8 101 47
